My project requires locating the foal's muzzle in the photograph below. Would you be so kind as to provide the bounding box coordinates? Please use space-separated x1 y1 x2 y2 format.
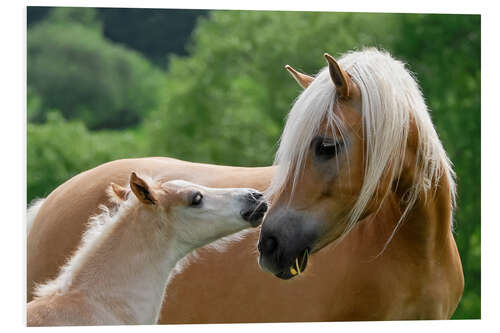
240 191 268 227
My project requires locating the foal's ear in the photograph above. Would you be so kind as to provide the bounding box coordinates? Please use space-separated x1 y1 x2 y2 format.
109 183 129 202
285 65 314 89
324 53 352 99
130 172 157 205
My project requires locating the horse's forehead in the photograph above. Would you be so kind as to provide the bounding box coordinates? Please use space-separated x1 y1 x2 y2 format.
340 102 362 125
318 101 362 134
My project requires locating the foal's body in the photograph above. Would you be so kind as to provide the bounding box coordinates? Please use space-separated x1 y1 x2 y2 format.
28 174 266 326
28 204 180 325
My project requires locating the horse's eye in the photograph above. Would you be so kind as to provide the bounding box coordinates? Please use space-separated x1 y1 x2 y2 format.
314 137 343 160
190 192 203 206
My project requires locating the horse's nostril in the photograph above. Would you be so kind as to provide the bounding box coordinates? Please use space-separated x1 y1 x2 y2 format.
261 236 278 255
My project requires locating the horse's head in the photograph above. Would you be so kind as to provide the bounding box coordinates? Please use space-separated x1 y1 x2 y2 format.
257 54 368 279
258 49 453 279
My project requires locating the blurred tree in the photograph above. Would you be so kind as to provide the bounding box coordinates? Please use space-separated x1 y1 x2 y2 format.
27 7 165 129
47 6 102 30
27 6 207 69
27 87 43 121
144 11 400 166
99 8 208 68
27 6 51 26
27 112 148 201
392 14 481 319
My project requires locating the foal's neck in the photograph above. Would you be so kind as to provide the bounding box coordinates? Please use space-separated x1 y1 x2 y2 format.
69 203 185 324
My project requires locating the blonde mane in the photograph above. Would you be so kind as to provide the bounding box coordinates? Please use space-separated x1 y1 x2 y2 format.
33 183 143 298
266 48 456 241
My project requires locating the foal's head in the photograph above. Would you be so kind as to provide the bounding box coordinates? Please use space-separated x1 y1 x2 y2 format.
112 172 268 250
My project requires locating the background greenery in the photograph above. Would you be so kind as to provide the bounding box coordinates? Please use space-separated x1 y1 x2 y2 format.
27 7 480 319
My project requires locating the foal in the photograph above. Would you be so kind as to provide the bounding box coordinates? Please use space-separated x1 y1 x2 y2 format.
27 172 267 326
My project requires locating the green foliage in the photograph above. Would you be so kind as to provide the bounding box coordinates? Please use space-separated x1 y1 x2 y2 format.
98 8 208 68
27 87 43 121
145 11 399 166
27 9 165 129
27 112 148 201
392 14 481 319
28 7 207 69
47 7 102 31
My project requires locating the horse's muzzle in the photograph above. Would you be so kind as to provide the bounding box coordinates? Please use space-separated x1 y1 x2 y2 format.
257 208 318 279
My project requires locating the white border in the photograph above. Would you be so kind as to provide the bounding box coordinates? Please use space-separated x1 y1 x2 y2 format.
2 0 498 331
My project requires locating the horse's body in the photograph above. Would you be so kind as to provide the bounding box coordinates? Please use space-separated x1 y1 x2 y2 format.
162 188 463 322
28 174 267 326
27 48 464 323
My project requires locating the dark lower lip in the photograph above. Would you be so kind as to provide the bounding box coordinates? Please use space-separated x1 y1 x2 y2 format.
271 248 310 280
275 271 294 280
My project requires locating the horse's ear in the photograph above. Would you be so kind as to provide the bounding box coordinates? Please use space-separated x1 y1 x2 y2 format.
285 65 314 89
109 182 129 202
130 172 156 205
324 53 352 98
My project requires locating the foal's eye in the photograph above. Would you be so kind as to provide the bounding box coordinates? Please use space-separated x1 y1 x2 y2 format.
190 192 203 207
313 137 343 160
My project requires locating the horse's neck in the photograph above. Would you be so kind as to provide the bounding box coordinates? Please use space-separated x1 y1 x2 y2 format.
355 172 451 262
390 164 453 253
69 206 183 324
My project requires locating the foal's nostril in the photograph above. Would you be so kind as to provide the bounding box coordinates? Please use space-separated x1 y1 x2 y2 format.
260 236 278 255
241 191 268 226
248 191 264 201
253 192 264 199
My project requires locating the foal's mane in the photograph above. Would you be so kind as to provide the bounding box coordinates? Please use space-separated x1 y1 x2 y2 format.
33 183 142 298
266 48 456 239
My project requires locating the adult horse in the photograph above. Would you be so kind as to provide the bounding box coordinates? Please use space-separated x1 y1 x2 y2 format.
27 48 463 322
258 49 464 319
